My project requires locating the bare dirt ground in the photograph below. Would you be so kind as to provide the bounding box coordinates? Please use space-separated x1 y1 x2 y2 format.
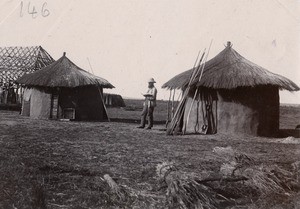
0 99 300 208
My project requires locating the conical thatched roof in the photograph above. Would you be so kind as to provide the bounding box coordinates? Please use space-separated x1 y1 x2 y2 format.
162 43 299 91
16 53 114 88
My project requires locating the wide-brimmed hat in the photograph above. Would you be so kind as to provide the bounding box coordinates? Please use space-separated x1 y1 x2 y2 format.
148 78 156 83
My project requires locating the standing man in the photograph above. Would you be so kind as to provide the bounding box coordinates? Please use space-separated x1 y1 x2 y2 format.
137 78 157 129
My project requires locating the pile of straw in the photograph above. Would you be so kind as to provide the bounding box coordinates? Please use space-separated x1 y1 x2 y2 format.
155 147 300 208
156 162 219 209
213 146 255 175
103 173 166 208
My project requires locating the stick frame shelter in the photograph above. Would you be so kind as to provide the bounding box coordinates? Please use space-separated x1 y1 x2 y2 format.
0 46 54 106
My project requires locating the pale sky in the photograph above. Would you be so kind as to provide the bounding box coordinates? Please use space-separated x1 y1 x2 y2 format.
1 0 299 103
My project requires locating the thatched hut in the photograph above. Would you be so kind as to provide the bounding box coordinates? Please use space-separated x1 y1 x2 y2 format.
103 93 126 107
16 53 114 121
162 42 299 136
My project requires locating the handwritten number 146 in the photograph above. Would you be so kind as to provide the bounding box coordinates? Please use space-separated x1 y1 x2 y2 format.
20 1 50 18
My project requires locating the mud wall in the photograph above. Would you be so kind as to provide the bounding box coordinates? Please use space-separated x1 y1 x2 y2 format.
29 87 51 119
217 86 279 136
183 86 279 136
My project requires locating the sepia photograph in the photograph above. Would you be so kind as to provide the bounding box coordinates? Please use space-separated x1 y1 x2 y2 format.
0 0 300 208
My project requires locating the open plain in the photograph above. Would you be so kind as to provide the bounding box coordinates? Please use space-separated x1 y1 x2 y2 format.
0 99 300 209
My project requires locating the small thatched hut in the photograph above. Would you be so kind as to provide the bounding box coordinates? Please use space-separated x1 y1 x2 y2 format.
103 93 126 107
16 53 114 121
162 42 299 136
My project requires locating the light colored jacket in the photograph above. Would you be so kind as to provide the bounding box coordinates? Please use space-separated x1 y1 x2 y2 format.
144 87 157 107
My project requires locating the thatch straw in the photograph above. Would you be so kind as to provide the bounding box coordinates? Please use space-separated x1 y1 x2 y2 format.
212 146 299 196
156 152 300 209
156 162 218 209
162 43 299 91
103 174 129 201
162 69 194 90
16 53 114 88
212 146 255 175
243 166 288 195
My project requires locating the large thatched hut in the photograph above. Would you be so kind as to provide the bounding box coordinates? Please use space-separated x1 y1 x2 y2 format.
162 42 299 136
16 53 114 121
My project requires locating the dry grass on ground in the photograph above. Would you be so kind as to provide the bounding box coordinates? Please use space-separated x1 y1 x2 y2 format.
0 99 299 208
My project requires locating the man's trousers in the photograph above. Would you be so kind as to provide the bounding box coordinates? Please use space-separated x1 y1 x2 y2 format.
140 105 154 128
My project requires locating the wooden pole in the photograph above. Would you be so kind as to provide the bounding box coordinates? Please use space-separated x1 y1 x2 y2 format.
171 89 175 119
183 40 213 134
98 86 110 122
166 51 206 135
174 51 206 134
166 89 172 127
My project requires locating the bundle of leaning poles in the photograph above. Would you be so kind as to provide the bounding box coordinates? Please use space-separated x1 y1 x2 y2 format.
166 41 213 135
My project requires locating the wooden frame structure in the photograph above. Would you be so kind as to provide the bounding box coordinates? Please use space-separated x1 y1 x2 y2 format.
0 46 54 106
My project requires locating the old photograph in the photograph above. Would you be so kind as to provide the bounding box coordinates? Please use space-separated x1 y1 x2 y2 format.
0 0 300 208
